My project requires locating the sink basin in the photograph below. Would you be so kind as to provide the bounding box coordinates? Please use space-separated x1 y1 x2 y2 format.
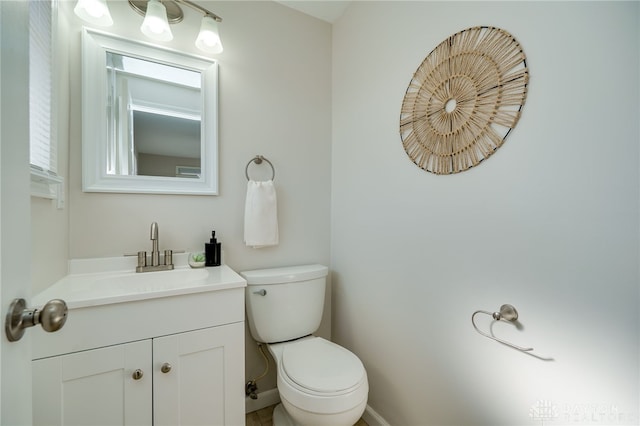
93 268 209 292
32 254 246 309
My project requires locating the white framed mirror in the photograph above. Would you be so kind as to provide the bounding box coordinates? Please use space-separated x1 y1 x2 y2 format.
81 28 218 195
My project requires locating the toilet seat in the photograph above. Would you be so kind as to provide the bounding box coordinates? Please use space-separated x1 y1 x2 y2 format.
282 337 365 394
269 337 368 415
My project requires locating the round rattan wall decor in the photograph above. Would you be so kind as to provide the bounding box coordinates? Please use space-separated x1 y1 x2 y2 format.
400 26 529 174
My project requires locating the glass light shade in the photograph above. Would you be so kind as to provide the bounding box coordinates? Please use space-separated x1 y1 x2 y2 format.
195 16 223 54
74 0 113 26
140 0 173 42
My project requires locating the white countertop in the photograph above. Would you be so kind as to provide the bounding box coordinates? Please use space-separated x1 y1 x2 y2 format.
32 254 246 309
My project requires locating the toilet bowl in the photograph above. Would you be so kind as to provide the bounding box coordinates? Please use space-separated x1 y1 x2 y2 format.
268 336 368 426
241 265 369 426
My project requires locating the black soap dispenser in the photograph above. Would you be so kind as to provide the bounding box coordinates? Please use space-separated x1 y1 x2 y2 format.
205 230 221 266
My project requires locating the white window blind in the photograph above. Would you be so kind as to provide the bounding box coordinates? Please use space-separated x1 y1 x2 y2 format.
30 0 54 172
29 0 63 202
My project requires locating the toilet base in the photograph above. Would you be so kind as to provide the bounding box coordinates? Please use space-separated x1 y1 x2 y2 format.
273 403 296 426
277 397 367 426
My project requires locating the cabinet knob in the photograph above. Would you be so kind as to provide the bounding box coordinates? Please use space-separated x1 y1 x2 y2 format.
161 363 172 373
132 369 144 380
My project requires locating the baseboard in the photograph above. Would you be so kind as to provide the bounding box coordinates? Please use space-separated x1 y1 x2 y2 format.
362 404 391 426
245 388 281 413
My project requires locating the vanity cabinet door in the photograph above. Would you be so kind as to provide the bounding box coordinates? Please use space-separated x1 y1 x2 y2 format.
33 340 152 426
153 322 245 426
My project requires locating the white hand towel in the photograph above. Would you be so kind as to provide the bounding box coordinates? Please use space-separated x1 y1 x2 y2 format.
244 180 279 248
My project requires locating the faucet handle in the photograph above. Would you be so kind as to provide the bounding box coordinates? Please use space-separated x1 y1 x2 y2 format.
164 250 173 266
137 251 147 268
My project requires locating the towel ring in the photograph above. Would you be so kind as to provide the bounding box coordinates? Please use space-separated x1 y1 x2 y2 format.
245 155 275 181
471 304 534 352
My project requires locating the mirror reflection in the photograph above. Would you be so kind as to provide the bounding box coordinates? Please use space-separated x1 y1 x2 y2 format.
81 29 218 195
106 53 202 178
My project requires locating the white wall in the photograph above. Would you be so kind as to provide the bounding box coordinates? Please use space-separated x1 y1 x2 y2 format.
64 1 332 267
55 0 332 394
331 2 639 425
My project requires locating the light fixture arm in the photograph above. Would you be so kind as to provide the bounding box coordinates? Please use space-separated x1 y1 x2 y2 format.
79 0 224 53
174 0 222 22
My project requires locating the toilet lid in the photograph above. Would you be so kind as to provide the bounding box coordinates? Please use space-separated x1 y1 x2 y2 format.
282 338 364 393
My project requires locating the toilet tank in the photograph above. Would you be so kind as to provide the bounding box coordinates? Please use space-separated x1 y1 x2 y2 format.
241 264 328 343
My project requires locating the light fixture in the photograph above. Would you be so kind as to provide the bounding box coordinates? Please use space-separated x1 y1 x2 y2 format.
140 0 173 41
195 15 223 54
73 0 113 27
73 0 224 54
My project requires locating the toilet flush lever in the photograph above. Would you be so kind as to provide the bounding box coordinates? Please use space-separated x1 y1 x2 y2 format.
253 289 267 296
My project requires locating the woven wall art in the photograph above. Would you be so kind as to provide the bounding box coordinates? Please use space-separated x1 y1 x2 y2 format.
400 26 529 174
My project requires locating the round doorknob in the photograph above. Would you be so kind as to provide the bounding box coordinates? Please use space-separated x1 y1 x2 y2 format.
39 299 68 332
5 298 68 342
132 369 144 380
161 363 172 373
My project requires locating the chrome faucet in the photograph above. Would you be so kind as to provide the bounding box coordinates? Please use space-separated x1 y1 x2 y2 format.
136 222 175 273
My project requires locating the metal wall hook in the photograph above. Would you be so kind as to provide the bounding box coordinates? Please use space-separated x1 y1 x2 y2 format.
472 304 533 352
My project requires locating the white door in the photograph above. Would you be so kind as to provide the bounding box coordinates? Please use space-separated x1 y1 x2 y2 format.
0 1 34 425
153 324 245 426
33 340 152 426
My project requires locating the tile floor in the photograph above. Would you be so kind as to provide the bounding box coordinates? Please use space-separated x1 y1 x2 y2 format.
245 404 368 426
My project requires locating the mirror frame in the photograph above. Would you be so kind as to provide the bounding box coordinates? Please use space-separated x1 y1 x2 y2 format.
81 28 218 195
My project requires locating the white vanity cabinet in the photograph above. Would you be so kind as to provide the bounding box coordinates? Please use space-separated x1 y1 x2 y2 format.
153 324 244 425
34 323 243 426
33 339 153 425
31 263 247 426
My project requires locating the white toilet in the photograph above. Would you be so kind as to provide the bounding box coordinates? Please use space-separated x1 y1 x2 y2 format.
242 264 368 426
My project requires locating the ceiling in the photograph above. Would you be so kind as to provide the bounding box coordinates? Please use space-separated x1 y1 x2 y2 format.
275 1 351 23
